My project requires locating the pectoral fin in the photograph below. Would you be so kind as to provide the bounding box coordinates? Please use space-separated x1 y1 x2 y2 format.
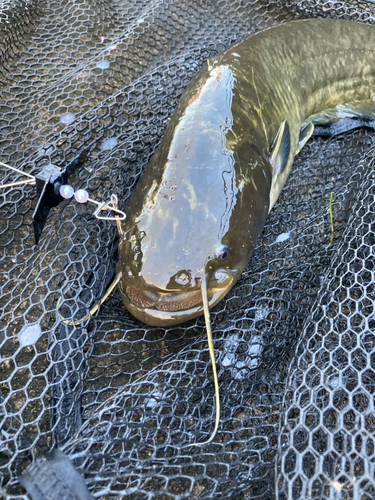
296 121 314 154
270 120 290 177
269 120 291 210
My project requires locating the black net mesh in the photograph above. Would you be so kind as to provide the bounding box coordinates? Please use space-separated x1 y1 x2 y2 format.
1 1 374 499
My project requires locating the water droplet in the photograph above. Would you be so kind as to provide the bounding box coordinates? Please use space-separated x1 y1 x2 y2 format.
275 232 290 243
329 376 340 389
96 60 110 70
222 355 231 367
145 389 162 409
101 137 117 150
255 307 269 322
60 112 75 125
18 323 42 347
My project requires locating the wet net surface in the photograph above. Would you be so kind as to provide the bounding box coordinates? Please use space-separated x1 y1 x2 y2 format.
0 1 374 499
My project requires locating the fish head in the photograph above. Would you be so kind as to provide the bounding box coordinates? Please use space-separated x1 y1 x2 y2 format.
116 142 272 327
116 58 273 326
117 227 237 327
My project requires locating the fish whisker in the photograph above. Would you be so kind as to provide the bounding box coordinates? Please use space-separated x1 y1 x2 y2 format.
181 275 220 448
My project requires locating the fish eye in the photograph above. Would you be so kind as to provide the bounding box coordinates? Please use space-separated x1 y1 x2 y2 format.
216 245 229 261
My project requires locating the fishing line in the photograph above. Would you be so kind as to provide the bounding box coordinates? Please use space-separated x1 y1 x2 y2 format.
182 275 220 448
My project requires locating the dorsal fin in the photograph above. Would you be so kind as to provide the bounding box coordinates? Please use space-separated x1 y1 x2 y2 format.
270 120 290 177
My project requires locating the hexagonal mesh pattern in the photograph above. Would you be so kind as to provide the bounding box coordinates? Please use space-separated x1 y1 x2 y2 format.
0 1 374 499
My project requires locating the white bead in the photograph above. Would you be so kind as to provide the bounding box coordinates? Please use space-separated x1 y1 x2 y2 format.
59 184 74 199
74 189 89 203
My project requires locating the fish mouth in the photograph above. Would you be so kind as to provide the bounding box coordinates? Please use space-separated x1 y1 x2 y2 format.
119 270 235 327
125 286 205 312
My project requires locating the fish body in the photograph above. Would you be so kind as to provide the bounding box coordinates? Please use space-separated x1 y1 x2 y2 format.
116 19 375 326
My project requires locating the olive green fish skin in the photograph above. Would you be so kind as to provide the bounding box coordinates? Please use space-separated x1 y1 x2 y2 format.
117 19 375 326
